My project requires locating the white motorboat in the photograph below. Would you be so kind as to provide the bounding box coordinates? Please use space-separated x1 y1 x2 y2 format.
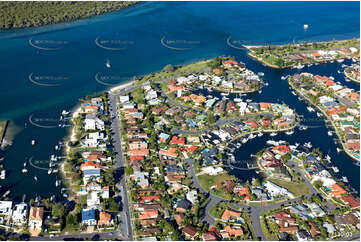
291 91 296 96
303 24 309 29
327 131 333 136
285 130 294 135
331 166 339 173
281 76 286 80
266 140 277 145
241 138 248 144
257 132 263 137
307 106 315 112
61 110 70 115
258 72 264 76
258 90 262 94
299 125 308 130
269 132 277 137
304 142 312 148
337 70 342 74
21 168 28 173
296 63 305 69
55 179 61 187
31 140 36 146
246 99 252 102
207 95 213 98
264 82 269 86
48 169 52 175
336 147 342 153
326 154 331 162
342 176 349 183
249 134 256 139
106 59 111 68
336 59 344 63
221 92 229 96
0 170 5 179
34 176 38 181
316 112 322 117
234 98 243 102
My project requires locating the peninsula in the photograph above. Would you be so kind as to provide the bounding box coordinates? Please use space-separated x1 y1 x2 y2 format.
245 39 360 69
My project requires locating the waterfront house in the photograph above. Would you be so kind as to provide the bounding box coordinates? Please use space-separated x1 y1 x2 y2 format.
83 169 101 184
202 166 224 176
28 206 44 236
264 181 289 198
11 203 28 226
0 201 12 216
84 114 104 131
330 184 347 198
341 195 360 209
82 209 97 226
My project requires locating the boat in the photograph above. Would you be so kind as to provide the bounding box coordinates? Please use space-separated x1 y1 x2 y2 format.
0 170 5 179
336 147 342 153
55 179 61 187
234 98 243 102
241 138 248 144
296 63 305 69
207 95 213 98
50 195 56 202
55 145 59 150
336 59 344 63
48 169 52 175
326 154 331 162
220 93 229 96
345 78 351 82
258 72 264 76
327 131 333 136
337 70 342 74
331 166 339 173
61 110 70 115
266 140 277 145
285 130 294 135
34 176 38 181
257 132 263 137
304 142 312 148
299 125 308 130
352 58 357 62
258 90 262 94
246 99 252 102
303 24 309 29
281 76 286 80
248 134 256 139
269 132 277 137
24 162 27 167
342 176 349 183
329 76 335 80
295 143 300 147
21 168 28 173
2 190 10 198
306 106 315 112
264 82 269 86
31 140 36 146
316 112 322 117
291 91 296 96
52 168 58 173
106 59 111 68
297 96 302 101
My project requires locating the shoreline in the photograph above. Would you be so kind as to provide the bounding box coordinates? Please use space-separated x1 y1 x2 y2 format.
344 70 360 83
289 81 360 162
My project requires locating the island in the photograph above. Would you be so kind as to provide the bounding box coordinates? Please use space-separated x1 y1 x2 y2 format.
288 73 360 161
344 63 360 83
245 39 360 69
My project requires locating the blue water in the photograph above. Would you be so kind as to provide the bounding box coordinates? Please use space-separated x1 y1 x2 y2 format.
0 1 359 200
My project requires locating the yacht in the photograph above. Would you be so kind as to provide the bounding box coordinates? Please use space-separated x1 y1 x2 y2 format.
258 72 264 77
304 142 312 148
331 166 339 173
48 169 52 175
248 134 256 139
34 176 38 181
299 125 308 130
327 131 333 136
307 106 315 112
269 132 277 137
31 140 36 146
241 138 248 144
326 154 331 162
285 130 294 135
336 59 344 63
21 168 28 173
221 92 229 96
266 140 277 145
291 91 297 96
0 170 5 179
342 176 349 183
296 63 305 69
106 59 111 68
207 95 213 98
336 147 342 153
246 99 252 102
61 110 70 115
258 90 262 94
303 24 309 29
257 132 263 137
316 112 322 117
264 82 269 86
55 179 61 187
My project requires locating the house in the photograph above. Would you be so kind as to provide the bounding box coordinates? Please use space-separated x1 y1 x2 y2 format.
202 231 220 241
221 209 241 222
296 230 312 241
341 195 360 209
80 161 103 171
131 171 149 188
84 115 104 131
183 225 199 239
82 209 97 226
260 102 272 110
170 136 185 145
28 206 44 236
233 186 250 200
264 181 290 198
309 222 321 238
159 148 178 158
323 223 336 235
330 184 347 198
138 196 159 204
138 210 158 220
83 169 101 184
159 133 170 143
202 166 224 176
176 199 191 213
272 145 290 155
0 201 12 216
186 190 198 204
225 225 243 237
274 211 295 223
11 203 28 226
